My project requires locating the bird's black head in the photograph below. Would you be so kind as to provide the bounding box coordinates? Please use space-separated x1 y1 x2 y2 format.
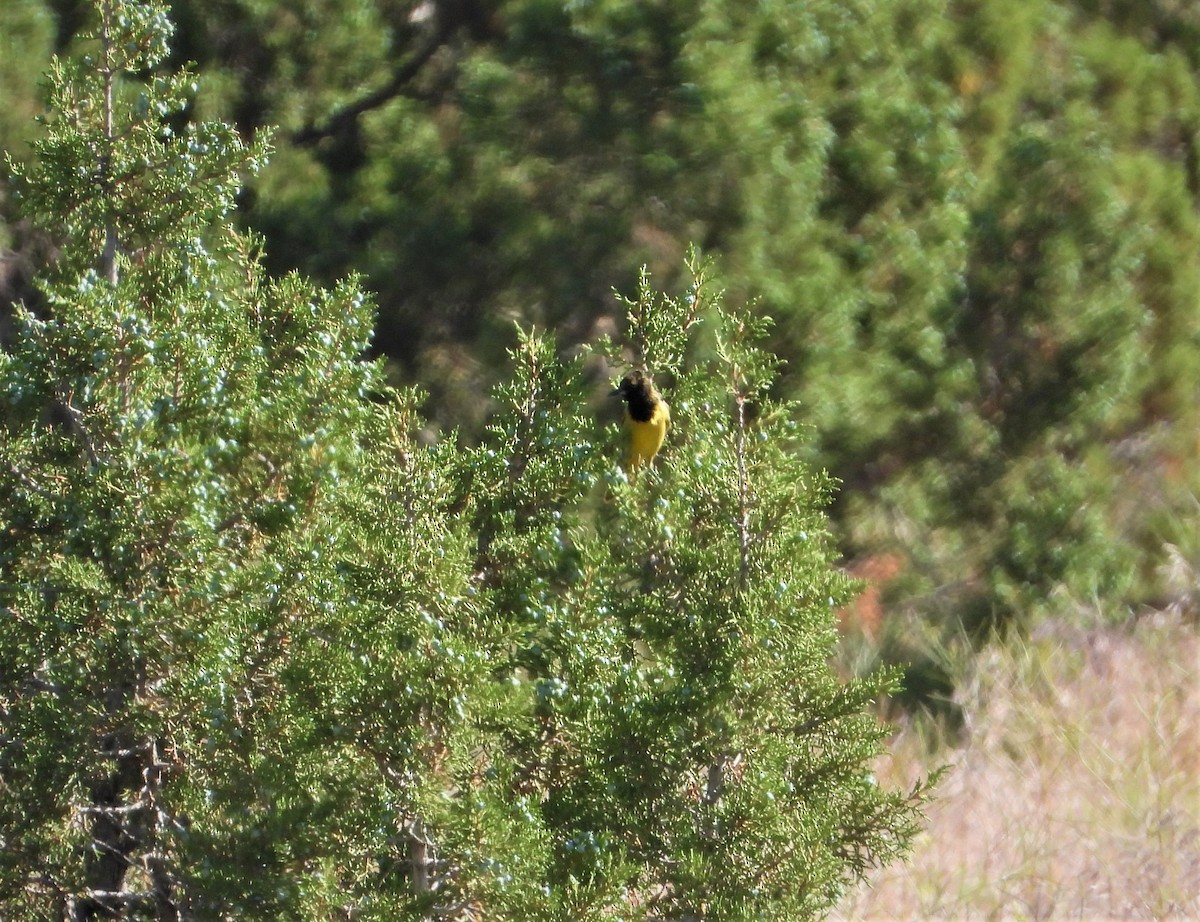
610 371 657 422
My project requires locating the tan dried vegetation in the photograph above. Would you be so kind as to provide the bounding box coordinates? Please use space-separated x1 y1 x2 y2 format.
836 610 1200 921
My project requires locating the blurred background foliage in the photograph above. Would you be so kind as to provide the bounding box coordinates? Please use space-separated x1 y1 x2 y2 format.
4 0 1199 697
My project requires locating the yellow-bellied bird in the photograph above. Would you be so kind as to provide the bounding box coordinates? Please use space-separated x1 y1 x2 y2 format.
611 371 670 469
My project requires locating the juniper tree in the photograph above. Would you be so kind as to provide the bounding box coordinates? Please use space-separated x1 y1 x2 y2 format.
1 3 491 917
475 259 932 919
1 3 928 918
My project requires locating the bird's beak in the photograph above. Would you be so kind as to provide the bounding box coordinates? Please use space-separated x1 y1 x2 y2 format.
609 385 622 397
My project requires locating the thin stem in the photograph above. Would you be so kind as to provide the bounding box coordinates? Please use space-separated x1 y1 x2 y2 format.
734 382 752 592
99 0 118 286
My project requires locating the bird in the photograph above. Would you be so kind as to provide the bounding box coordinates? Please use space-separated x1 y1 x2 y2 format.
610 370 670 469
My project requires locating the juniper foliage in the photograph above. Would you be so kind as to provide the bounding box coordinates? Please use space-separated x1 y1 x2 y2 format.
0 4 927 918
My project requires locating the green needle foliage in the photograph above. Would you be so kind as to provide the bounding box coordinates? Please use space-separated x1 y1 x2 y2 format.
1 2 928 918
7 0 1200 694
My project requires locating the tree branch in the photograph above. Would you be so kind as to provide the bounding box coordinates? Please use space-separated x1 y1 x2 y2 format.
291 20 453 148
733 379 752 591
99 0 119 286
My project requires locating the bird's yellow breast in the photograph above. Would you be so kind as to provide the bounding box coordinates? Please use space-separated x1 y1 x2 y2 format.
625 400 670 468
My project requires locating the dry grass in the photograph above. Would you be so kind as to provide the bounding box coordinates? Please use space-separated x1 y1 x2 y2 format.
835 610 1200 921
